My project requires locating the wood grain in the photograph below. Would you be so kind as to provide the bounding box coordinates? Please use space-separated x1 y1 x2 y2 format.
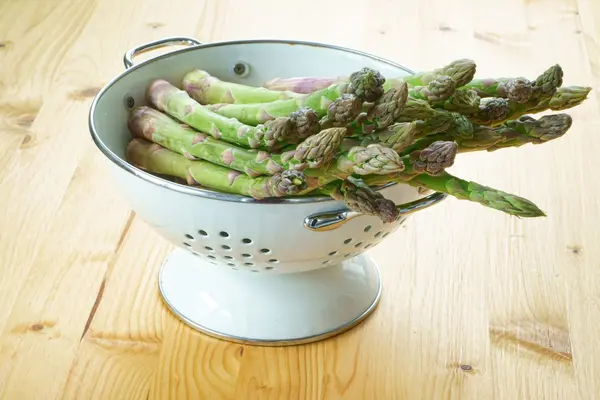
1 0 599 398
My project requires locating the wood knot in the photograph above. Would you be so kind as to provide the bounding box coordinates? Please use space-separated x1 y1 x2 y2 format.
68 87 102 101
567 245 582 255
460 364 473 371
147 22 165 29
31 324 44 331
0 40 13 49
438 25 455 32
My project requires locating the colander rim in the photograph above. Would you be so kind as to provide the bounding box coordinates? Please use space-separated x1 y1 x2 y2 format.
89 38 419 204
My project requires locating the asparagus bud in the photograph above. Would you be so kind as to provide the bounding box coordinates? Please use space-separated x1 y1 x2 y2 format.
376 121 423 152
346 144 405 175
404 59 477 87
471 97 510 124
505 78 534 103
442 88 481 114
488 113 572 150
320 93 364 128
280 127 347 169
289 107 320 138
547 86 592 111
328 178 400 223
410 141 458 176
410 75 457 104
532 64 563 99
266 169 308 198
348 67 386 102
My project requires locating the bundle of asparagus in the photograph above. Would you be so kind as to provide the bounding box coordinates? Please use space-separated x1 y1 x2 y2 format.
124 59 591 223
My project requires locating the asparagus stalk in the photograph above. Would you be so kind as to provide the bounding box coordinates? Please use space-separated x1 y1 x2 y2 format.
128 106 346 176
183 69 301 104
264 76 346 93
462 77 533 103
408 172 545 218
205 68 386 125
395 97 475 138
126 138 308 199
147 79 295 150
439 87 481 114
401 59 477 87
341 84 409 135
318 177 400 223
398 113 573 155
405 75 457 105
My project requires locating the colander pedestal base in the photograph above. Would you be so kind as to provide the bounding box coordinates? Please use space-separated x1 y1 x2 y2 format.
158 247 382 346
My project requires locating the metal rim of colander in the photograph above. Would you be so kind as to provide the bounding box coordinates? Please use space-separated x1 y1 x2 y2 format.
88 38 428 205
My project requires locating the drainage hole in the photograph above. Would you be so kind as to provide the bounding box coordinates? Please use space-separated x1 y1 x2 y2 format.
192 252 199 257
220 231 230 238
344 253 351 258
382 232 391 238
322 260 331 264
354 242 363 248
268 259 279 263
227 263 235 267
208 255 216 260
242 238 253 244
185 234 194 240
328 251 338 256
198 229 208 236
364 225 372 232
241 253 251 258
364 243 373 249
244 262 254 266
260 248 271 254
344 238 352 244
205 246 213 251
182 242 191 247
251 269 259 272
222 245 231 250
374 231 383 238
265 266 275 270
224 256 234 260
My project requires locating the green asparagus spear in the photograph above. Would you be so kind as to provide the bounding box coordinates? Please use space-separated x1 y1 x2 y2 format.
183 69 301 104
439 87 481 114
128 106 347 176
407 75 457 105
204 68 387 125
398 113 572 155
264 76 346 94
401 59 477 87
395 97 475 138
408 172 545 218
147 79 295 150
462 77 533 103
468 97 511 125
126 138 308 199
318 177 400 223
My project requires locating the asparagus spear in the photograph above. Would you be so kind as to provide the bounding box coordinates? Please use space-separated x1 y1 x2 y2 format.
264 76 346 93
128 106 346 176
205 68 387 125
341 84 409 135
440 87 481 114
398 113 573 155
147 79 295 150
395 97 475 138
126 138 308 199
401 59 477 87
462 77 533 103
406 75 457 105
183 69 301 104
408 172 545 218
318 177 400 223
468 97 511 125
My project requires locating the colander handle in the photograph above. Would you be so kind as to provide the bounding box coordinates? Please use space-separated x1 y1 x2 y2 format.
123 36 202 69
303 192 447 232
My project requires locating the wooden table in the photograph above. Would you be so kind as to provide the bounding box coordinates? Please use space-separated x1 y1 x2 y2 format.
1 0 599 398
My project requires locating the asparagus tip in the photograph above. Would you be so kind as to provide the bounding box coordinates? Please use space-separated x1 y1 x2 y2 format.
348 67 386 102
412 141 458 175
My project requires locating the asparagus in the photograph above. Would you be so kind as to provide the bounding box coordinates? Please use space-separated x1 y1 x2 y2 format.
468 97 510 125
128 106 346 176
359 141 459 187
126 138 308 199
398 113 573 155
440 87 481 114
319 177 400 223
463 77 533 103
205 68 386 125
147 79 295 150
407 75 457 105
408 172 545 218
395 97 475 138
264 76 346 93
401 59 477 87
183 69 301 104
341 84 409 135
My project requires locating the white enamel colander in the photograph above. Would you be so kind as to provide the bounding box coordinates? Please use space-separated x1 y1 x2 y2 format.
89 37 447 345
